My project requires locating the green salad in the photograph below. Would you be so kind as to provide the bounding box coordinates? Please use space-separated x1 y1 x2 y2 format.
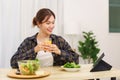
63 62 80 68
18 59 40 75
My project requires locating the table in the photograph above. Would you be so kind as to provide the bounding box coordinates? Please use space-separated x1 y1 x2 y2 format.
0 64 120 80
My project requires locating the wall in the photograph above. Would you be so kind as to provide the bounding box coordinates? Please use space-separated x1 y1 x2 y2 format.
63 0 120 69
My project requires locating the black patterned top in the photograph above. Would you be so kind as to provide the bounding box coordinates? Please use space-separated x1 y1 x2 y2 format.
10 33 79 68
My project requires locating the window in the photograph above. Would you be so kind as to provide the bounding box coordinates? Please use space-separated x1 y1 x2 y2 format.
109 0 120 33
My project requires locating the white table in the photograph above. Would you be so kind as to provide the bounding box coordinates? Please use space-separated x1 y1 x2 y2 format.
0 64 120 80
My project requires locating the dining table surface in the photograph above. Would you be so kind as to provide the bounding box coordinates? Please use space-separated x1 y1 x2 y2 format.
1 64 120 80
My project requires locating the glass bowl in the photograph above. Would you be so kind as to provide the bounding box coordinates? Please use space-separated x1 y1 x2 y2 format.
18 60 40 75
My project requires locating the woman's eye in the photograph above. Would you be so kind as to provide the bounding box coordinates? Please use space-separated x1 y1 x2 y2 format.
46 22 50 25
45 21 54 25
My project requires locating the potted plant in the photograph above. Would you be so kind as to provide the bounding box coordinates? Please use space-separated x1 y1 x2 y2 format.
78 31 100 63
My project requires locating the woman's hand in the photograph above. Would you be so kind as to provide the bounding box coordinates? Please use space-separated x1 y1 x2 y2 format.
34 43 45 53
48 44 61 55
43 43 61 55
34 42 61 55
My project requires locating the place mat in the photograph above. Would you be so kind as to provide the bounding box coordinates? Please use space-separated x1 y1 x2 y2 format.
7 69 50 79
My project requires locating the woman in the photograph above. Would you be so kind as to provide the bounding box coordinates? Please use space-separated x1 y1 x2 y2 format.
10 8 79 68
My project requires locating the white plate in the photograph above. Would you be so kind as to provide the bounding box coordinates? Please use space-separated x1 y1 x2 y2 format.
61 66 80 72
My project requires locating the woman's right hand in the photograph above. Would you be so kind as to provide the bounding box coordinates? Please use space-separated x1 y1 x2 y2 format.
34 43 45 53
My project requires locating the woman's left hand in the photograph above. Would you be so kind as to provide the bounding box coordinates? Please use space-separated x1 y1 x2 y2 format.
50 44 61 55
43 44 61 55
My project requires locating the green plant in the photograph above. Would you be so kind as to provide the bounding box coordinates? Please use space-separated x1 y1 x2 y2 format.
78 31 100 63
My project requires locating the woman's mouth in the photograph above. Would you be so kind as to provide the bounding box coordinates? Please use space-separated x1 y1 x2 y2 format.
47 29 53 33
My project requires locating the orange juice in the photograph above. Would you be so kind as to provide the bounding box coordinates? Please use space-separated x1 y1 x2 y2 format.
44 38 52 45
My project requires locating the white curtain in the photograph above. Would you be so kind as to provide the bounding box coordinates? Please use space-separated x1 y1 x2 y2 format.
0 0 21 68
0 0 63 68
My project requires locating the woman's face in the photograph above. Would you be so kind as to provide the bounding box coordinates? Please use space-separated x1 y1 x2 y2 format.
38 15 55 35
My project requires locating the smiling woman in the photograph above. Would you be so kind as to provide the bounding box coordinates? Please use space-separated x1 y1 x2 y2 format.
0 0 64 68
10 8 79 68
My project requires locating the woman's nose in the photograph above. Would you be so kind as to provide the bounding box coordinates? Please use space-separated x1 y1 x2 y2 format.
50 24 54 28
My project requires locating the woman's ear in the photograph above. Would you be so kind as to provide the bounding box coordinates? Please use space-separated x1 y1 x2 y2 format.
37 21 41 28
36 21 40 25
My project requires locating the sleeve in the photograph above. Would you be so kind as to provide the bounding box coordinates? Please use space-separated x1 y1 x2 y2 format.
54 36 79 65
10 38 37 68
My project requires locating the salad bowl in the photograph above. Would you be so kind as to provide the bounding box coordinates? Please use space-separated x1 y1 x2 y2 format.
18 59 39 75
61 62 80 72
